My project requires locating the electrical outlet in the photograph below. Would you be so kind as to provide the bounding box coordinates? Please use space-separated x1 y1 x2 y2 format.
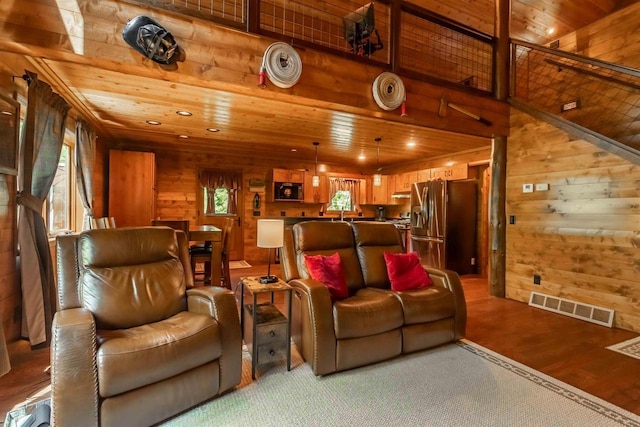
522 183 533 193
533 274 541 285
535 183 549 191
509 215 516 224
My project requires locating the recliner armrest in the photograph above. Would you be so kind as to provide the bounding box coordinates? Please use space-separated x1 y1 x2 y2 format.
425 267 467 339
289 278 337 375
51 308 98 427
186 287 241 392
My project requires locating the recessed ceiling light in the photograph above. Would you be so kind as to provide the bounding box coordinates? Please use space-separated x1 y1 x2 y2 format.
358 154 366 161
206 127 220 133
407 140 416 147
291 148 297 152
546 28 555 35
446 161 455 167
178 135 190 139
176 110 192 116
146 120 161 125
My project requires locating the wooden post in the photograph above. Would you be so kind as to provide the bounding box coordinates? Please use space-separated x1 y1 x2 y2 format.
489 0 510 297
489 136 506 297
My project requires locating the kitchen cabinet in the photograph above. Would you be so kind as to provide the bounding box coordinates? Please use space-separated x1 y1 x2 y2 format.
386 174 396 203
369 175 388 204
271 168 304 183
109 150 155 227
417 169 431 183
303 173 328 203
431 163 469 181
395 171 417 192
359 179 368 205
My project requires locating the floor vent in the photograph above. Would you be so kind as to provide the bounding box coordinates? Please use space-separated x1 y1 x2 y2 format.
528 291 614 328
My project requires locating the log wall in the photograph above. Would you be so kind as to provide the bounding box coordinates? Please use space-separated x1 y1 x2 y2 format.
506 108 640 332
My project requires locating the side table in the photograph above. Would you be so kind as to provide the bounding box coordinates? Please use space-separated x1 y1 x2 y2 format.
240 276 292 379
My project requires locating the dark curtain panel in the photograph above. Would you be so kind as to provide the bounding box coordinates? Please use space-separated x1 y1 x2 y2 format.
199 169 241 214
75 120 96 230
17 70 70 347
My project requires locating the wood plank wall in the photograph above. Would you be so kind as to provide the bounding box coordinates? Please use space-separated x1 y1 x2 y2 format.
506 108 640 332
557 1 640 68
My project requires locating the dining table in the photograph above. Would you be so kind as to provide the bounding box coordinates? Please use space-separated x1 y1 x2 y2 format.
189 225 223 286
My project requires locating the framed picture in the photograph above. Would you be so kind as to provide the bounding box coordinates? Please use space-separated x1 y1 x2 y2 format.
0 93 20 175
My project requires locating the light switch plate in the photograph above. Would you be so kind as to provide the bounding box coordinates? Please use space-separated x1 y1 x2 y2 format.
522 183 534 193
535 183 549 191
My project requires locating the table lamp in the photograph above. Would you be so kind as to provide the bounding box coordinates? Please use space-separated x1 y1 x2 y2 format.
257 219 284 284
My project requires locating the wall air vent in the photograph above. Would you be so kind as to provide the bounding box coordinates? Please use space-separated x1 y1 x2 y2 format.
528 291 614 328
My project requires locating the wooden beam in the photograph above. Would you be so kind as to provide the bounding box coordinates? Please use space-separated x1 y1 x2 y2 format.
488 0 510 297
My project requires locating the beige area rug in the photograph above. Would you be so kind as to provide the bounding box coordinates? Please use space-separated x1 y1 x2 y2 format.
161 340 640 426
229 260 252 269
607 336 640 360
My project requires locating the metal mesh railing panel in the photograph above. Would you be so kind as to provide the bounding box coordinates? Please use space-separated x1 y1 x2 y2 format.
259 0 390 64
400 12 493 92
514 44 640 150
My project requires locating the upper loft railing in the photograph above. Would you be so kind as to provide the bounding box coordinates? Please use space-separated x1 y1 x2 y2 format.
511 40 640 155
129 0 495 94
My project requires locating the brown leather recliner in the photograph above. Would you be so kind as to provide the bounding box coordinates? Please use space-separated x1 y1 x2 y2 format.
53 227 242 427
281 221 466 376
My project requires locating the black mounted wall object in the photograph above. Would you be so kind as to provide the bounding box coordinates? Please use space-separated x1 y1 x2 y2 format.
122 16 181 65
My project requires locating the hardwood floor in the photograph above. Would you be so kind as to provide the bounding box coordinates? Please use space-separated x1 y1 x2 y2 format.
1 266 639 423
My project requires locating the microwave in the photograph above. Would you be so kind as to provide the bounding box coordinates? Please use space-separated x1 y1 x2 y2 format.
275 182 303 201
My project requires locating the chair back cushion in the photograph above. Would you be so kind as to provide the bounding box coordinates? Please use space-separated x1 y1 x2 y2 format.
78 227 187 329
290 221 364 293
351 222 404 289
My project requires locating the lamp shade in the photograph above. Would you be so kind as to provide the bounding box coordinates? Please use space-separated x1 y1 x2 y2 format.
257 219 284 248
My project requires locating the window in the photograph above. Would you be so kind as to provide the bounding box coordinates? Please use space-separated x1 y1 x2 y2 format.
327 189 353 211
47 144 71 233
45 128 81 235
204 187 231 215
327 177 358 211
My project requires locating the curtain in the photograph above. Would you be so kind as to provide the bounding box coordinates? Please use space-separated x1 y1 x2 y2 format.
329 177 358 210
17 70 70 347
75 120 96 230
199 169 241 214
0 322 8 376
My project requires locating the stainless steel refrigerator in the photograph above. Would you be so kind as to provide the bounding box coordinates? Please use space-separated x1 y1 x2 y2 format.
410 180 477 275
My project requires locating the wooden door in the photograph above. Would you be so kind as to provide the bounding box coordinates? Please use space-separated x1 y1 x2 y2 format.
108 150 155 227
196 170 243 261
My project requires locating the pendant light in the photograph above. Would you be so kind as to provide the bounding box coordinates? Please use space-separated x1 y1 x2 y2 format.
312 141 320 187
373 137 382 187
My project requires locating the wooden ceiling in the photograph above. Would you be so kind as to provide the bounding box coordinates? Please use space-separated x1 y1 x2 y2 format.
0 0 636 169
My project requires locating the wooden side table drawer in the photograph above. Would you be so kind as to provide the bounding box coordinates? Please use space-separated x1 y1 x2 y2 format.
257 341 288 364
257 322 288 345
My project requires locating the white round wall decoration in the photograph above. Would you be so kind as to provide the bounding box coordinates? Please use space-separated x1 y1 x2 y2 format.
372 72 406 111
261 42 303 89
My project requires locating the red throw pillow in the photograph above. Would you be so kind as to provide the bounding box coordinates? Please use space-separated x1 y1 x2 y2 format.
304 252 349 301
383 252 433 291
